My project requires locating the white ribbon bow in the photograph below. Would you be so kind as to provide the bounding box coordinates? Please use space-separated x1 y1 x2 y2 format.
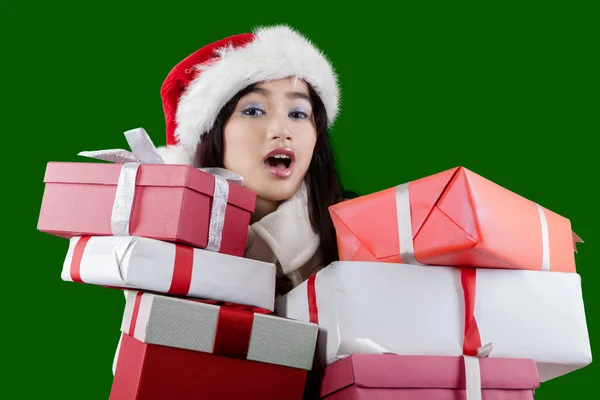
79 127 244 252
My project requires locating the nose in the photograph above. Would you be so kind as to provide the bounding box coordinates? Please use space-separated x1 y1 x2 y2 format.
267 114 293 141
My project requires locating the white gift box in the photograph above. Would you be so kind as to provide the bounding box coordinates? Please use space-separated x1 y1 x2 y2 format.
276 261 592 382
62 236 276 310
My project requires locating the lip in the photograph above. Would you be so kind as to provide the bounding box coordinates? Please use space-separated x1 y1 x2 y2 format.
263 148 296 178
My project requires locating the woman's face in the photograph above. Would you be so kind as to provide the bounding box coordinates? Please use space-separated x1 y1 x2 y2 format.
223 77 317 204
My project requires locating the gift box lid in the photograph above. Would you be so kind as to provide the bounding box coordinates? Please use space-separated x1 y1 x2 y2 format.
320 354 540 397
122 290 319 370
43 161 255 212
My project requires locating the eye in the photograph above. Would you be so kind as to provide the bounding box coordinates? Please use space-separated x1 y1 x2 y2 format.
289 111 308 120
242 107 265 117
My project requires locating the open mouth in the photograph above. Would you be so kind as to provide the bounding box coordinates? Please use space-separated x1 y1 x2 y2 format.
264 154 292 169
263 148 295 178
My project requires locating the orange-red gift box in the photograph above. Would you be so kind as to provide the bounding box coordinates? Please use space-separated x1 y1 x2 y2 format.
329 166 581 272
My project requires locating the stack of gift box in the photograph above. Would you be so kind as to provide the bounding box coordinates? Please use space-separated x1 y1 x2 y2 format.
37 127 593 400
277 166 593 399
37 128 320 400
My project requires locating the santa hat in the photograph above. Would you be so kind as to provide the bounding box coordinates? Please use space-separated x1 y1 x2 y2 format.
156 24 340 166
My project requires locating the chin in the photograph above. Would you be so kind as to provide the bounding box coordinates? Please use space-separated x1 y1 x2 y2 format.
257 181 302 203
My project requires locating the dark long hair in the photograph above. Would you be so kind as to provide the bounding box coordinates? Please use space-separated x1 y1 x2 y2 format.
195 81 352 266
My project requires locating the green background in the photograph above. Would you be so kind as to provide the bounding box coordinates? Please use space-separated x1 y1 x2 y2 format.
4 1 597 398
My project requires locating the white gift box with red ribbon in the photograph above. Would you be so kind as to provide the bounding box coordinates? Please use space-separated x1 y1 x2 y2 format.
276 261 592 383
61 235 277 310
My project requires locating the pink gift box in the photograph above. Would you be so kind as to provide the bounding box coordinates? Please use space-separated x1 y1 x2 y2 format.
37 161 256 257
319 354 539 400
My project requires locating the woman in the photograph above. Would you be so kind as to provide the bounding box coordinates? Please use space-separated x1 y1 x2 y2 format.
156 24 355 296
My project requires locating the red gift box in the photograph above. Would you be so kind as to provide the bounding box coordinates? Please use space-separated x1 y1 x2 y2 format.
110 291 318 400
319 354 540 400
111 333 309 400
37 128 256 257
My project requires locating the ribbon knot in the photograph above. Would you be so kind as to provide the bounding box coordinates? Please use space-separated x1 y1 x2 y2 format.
78 127 244 252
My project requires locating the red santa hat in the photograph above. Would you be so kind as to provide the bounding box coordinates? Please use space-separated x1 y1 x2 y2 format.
156 24 340 165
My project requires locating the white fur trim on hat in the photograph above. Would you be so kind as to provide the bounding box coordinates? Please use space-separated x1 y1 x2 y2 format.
156 145 195 165
174 24 340 155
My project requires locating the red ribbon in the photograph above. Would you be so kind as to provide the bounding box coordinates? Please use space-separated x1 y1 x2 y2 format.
460 267 483 356
307 275 319 324
128 291 268 359
168 244 194 295
213 306 254 359
127 291 144 336
69 236 92 282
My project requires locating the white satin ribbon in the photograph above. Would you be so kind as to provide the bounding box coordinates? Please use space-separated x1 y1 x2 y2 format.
534 203 551 271
395 183 423 265
202 167 243 252
464 356 482 400
464 342 493 400
110 163 140 236
394 181 551 270
78 127 244 252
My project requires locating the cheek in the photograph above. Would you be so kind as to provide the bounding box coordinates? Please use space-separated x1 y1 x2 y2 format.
298 132 318 168
223 122 260 174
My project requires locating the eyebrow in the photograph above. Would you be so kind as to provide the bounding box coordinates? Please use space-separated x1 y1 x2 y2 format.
250 87 310 102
